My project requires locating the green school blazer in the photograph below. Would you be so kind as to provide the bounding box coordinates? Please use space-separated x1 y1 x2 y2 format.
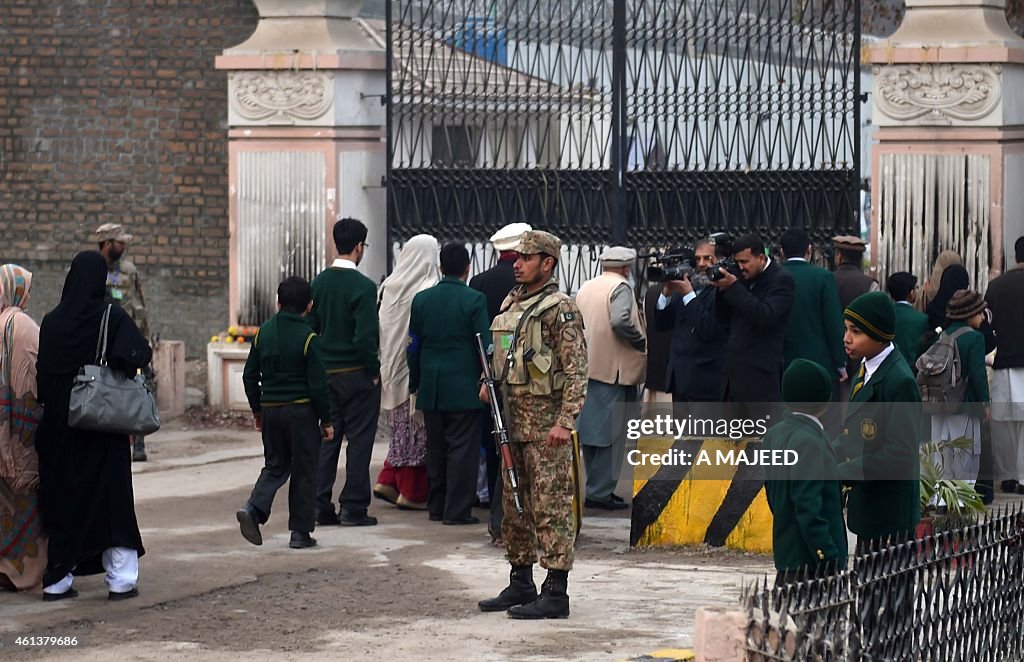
782 260 846 376
834 349 922 542
408 277 492 411
893 303 930 370
764 412 848 572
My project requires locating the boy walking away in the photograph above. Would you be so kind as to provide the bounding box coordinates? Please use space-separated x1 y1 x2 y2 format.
309 218 382 527
836 291 922 549
887 271 930 371
237 277 333 549
764 359 848 586
919 289 991 490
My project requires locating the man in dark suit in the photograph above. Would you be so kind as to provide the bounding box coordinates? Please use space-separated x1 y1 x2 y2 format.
654 239 727 402
710 233 796 404
831 235 878 310
780 228 847 433
469 222 532 539
409 243 492 525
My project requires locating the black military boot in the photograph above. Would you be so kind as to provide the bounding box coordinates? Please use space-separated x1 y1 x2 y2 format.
478 565 537 612
507 570 569 619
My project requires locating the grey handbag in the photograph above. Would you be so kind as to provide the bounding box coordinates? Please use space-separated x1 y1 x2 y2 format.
68 304 161 436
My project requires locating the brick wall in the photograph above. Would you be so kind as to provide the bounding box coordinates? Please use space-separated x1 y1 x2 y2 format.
0 0 259 356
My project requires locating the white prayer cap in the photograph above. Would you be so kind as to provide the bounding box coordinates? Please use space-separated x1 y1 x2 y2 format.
599 246 637 267
490 222 533 251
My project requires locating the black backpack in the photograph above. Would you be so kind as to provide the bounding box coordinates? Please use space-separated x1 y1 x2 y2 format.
915 326 972 414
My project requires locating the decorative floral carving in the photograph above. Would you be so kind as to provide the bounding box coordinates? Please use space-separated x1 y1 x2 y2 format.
874 64 1002 123
230 72 334 122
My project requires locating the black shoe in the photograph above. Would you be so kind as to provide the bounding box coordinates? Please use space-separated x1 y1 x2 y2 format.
443 516 480 525
108 587 139 601
132 438 148 462
609 493 627 504
289 532 318 549
429 513 443 522
1000 480 1017 493
236 506 263 546
507 570 569 619
42 588 79 602
585 497 628 511
478 565 537 612
975 480 994 505
339 512 378 526
316 510 341 526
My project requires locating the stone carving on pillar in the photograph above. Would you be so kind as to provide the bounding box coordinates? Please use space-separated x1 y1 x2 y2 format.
874 64 1002 124
229 71 335 123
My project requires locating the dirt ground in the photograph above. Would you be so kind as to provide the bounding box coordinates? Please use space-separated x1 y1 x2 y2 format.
0 422 777 661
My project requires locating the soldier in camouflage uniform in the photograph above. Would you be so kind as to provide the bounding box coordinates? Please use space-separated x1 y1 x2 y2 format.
477 230 588 620
96 223 154 462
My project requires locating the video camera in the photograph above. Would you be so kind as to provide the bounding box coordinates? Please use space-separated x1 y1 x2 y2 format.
706 232 742 281
640 246 697 282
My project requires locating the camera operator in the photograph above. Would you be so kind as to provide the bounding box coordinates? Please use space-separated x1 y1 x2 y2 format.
654 240 728 402
709 233 796 403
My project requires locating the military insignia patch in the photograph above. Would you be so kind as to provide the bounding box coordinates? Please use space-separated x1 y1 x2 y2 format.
860 418 877 441
559 311 576 323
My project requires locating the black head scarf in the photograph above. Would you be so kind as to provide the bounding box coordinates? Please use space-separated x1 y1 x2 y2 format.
38 251 150 375
927 263 970 330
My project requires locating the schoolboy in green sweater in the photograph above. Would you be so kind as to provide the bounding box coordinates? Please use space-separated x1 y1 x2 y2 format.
308 218 382 527
237 277 333 549
764 359 848 585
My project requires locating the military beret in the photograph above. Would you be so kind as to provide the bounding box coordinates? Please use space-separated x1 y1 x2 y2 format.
599 246 637 267
94 223 133 243
514 230 562 258
832 235 867 252
782 359 833 405
844 291 896 342
490 222 533 251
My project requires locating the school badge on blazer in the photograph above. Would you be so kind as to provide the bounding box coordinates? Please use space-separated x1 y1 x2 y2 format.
860 418 877 441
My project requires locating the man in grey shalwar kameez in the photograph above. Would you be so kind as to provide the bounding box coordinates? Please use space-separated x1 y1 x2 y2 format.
574 247 647 509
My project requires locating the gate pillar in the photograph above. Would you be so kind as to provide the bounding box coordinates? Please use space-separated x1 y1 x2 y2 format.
208 0 386 409
867 0 1024 290
216 0 387 328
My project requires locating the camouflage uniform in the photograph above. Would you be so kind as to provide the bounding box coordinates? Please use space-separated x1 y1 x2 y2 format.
491 232 588 572
105 258 150 340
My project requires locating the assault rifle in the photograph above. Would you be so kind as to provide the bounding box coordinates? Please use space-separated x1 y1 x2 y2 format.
476 333 524 515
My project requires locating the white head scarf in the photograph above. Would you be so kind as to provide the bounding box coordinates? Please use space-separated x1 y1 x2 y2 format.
378 235 439 410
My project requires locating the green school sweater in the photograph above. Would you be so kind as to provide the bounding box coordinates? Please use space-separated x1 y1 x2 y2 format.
308 267 381 374
241 311 331 422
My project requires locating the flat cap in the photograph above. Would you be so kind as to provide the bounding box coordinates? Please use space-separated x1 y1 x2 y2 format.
514 230 561 258
490 222 533 251
599 246 637 267
832 234 867 252
94 223 133 243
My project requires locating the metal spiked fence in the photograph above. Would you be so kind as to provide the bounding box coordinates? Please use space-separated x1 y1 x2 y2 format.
743 505 1024 661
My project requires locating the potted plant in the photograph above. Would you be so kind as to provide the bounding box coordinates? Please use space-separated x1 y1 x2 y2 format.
918 435 987 565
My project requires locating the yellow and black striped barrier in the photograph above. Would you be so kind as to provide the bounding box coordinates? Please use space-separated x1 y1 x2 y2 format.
629 436 773 553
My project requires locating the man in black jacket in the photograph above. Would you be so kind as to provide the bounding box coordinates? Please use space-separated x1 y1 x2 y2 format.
469 222 532 540
654 239 727 402
710 233 796 404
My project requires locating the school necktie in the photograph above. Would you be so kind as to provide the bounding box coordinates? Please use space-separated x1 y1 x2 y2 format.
851 363 866 398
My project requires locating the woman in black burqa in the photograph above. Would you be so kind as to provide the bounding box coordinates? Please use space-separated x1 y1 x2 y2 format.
35 251 152 601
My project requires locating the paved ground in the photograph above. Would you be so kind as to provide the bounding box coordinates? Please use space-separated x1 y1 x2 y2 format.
0 423 773 661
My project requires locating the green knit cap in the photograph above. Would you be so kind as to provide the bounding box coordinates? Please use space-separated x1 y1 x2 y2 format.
782 359 833 404
844 291 896 342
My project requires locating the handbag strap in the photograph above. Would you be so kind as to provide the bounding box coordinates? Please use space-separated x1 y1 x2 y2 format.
95 304 112 366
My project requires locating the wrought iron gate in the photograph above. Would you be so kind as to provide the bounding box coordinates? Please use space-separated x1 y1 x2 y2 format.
386 0 860 278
